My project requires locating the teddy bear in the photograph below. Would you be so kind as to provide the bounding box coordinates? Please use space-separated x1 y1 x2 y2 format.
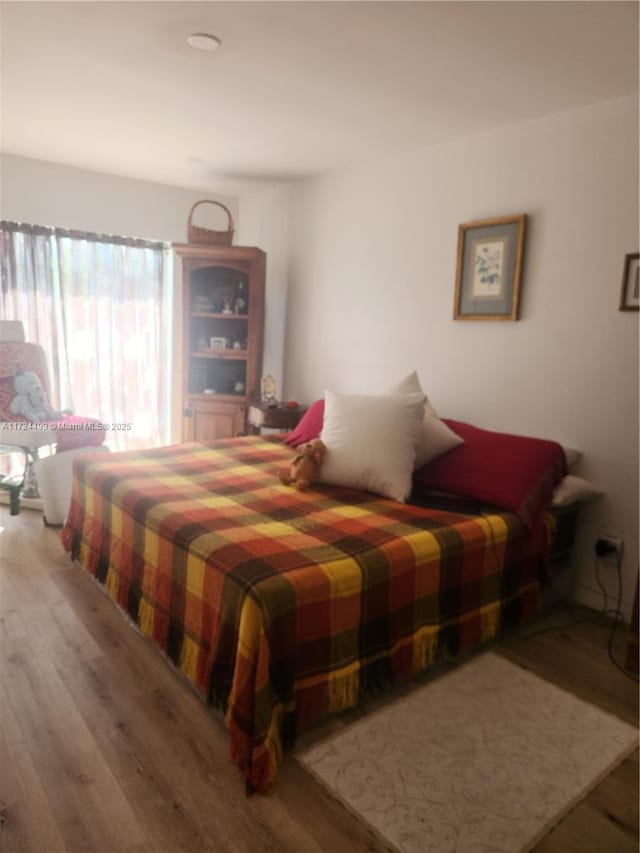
279 439 326 491
10 365 65 422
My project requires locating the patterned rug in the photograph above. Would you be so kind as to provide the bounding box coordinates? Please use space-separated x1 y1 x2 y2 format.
297 652 638 853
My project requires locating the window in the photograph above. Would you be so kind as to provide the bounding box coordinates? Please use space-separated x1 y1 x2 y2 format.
0 222 171 450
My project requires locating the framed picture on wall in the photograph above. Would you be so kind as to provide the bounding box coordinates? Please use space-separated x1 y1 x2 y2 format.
453 214 527 321
619 253 639 312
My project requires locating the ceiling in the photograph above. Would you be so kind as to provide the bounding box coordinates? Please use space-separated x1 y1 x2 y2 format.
1 1 638 193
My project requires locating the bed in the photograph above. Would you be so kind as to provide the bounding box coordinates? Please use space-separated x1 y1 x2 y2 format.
62 434 555 792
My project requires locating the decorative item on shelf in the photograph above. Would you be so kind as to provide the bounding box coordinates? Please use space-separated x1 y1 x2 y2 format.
210 336 226 350
454 213 526 321
261 374 277 405
232 339 243 350
193 293 215 313
214 283 234 315
234 281 247 314
619 252 639 312
187 199 235 246
234 381 245 395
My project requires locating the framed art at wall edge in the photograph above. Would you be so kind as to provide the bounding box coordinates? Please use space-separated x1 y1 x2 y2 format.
619 252 639 312
454 214 526 321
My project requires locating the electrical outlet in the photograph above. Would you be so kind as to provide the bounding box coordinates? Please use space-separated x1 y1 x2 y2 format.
595 535 624 559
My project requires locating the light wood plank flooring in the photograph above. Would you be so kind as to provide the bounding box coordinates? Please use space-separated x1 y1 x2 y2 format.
1 507 637 853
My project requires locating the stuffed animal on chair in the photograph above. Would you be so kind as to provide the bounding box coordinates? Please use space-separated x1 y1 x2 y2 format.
10 365 65 422
279 439 326 491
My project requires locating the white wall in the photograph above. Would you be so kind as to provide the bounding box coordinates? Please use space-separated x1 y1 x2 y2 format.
0 153 239 442
256 95 639 619
0 153 238 242
236 183 294 400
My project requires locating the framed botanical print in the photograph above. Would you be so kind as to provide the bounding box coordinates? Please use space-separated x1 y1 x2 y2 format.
454 214 527 321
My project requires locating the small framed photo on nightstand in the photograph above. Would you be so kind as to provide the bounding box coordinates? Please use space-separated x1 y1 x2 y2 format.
619 253 639 312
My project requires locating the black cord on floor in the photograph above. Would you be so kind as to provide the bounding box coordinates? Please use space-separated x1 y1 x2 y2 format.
605 550 638 682
517 551 639 683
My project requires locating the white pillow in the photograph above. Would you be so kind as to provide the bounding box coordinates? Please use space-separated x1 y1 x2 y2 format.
552 475 603 507
389 371 463 468
319 390 425 502
562 446 582 470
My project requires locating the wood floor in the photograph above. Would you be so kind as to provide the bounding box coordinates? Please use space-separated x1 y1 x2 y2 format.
1 507 638 853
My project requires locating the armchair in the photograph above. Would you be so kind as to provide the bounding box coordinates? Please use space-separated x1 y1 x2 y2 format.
0 321 106 518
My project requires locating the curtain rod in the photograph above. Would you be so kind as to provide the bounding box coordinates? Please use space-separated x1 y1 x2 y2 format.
0 220 167 251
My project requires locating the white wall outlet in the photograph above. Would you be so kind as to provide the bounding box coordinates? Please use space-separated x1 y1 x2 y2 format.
595 534 624 560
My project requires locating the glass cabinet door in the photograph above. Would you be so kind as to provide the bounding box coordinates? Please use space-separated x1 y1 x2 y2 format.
188 265 250 397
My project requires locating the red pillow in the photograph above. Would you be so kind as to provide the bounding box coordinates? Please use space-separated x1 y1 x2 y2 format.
413 420 566 526
284 398 325 446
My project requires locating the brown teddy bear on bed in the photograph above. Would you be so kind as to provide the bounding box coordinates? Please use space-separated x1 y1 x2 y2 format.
279 439 326 491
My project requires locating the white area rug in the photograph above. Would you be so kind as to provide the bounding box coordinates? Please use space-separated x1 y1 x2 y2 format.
297 653 638 853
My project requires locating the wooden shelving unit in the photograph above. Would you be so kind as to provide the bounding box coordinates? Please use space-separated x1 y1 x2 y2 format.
174 243 265 441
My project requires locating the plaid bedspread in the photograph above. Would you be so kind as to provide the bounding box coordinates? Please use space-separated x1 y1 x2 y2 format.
62 436 549 791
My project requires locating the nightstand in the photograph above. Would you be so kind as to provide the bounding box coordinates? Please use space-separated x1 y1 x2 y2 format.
547 505 580 568
247 403 307 435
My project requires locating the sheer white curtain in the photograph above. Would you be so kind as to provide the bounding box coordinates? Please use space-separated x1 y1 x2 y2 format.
0 222 171 451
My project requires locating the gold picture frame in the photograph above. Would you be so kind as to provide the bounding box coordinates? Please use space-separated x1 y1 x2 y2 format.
619 253 639 312
454 214 527 321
